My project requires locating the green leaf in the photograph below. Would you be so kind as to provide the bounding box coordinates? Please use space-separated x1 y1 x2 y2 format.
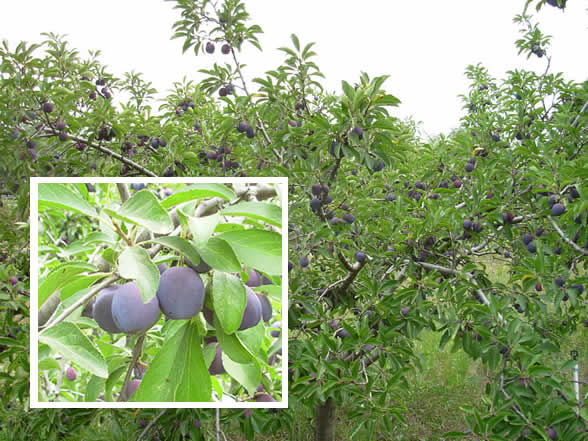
39 322 108 378
85 375 105 402
237 320 266 362
60 274 105 302
196 237 241 273
212 271 246 334
38 358 61 371
290 33 300 51
220 201 282 228
38 183 99 219
84 232 116 246
189 213 221 245
117 247 159 302
218 229 282 275
39 262 97 309
104 190 173 234
160 184 235 209
131 322 212 402
222 354 261 395
142 236 201 267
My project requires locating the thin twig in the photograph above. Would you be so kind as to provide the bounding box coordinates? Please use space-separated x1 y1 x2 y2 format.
136 409 167 441
40 274 119 332
118 334 146 402
548 215 587 255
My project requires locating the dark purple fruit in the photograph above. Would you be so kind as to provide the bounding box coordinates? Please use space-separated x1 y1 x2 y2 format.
551 203 565 216
221 44 230 54
111 282 160 334
156 267 205 320
208 343 225 375
546 427 557 440
463 219 473 230
56 120 66 131
355 251 366 263
239 287 262 330
300 256 309 267
309 198 321 211
42 102 54 113
245 269 261 287
205 42 215 54
93 285 123 333
256 293 272 322
342 213 355 224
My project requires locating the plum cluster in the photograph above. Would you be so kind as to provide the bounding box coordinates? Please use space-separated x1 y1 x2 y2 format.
236 120 256 138
90 261 280 394
197 145 241 172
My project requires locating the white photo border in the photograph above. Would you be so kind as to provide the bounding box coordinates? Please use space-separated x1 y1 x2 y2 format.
30 176 288 409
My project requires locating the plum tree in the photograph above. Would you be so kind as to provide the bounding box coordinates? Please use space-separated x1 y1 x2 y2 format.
156 267 205 320
93 285 123 334
111 281 160 334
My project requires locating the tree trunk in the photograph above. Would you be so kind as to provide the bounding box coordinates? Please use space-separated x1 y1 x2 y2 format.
315 397 336 441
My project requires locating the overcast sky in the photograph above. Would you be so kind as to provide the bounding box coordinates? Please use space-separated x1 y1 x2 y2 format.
1 1 586 137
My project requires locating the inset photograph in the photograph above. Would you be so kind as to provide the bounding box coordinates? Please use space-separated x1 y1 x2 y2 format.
31 178 286 408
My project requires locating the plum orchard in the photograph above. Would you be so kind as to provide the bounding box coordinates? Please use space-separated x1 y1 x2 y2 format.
0 0 585 439
36 182 283 403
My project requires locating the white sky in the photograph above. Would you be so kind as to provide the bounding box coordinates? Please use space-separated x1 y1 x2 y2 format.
1 1 586 137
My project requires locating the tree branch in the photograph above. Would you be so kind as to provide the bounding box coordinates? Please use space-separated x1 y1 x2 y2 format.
548 215 587 255
136 409 167 441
